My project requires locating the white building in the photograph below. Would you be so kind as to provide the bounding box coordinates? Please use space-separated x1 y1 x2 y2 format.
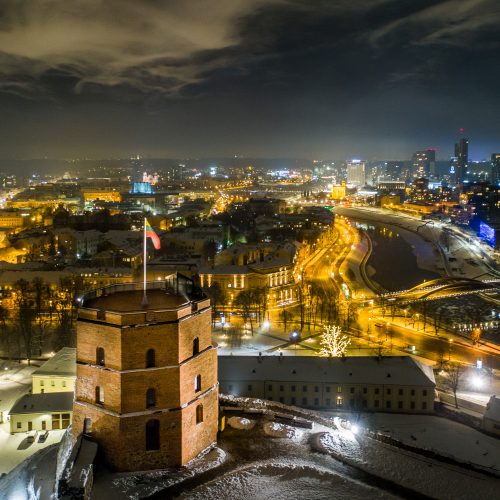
347 160 366 187
9 348 76 433
32 347 76 394
9 392 73 433
219 355 436 414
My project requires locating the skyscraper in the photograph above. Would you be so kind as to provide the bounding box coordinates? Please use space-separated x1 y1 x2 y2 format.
454 138 469 184
412 149 436 178
491 153 500 185
346 160 366 187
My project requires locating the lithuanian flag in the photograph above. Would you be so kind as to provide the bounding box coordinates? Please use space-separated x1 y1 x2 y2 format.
145 218 161 250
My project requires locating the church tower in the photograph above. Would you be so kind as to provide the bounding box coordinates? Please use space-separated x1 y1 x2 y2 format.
72 276 218 471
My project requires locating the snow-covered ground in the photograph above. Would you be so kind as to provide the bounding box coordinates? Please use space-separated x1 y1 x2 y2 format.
92 446 228 500
181 460 393 500
3 391 500 499
358 412 500 473
0 442 59 500
0 361 67 476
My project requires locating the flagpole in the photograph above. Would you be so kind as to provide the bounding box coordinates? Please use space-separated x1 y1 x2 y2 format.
142 216 148 307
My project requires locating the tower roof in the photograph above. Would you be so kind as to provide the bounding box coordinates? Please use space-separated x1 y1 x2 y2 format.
84 288 188 312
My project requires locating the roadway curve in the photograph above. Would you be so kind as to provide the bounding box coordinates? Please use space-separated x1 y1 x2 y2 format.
333 206 500 369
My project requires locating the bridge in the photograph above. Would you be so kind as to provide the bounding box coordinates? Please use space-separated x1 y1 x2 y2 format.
364 277 500 305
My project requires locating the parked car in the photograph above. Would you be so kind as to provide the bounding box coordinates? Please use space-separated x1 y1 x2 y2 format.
38 431 49 443
26 431 37 444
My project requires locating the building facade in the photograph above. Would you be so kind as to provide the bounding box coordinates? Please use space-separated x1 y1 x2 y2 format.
219 355 436 414
199 259 295 308
9 347 76 433
32 347 76 394
72 277 218 471
412 149 436 178
346 160 366 187
10 393 73 433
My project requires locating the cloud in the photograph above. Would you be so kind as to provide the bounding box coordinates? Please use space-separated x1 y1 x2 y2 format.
369 0 500 48
1 0 499 102
0 0 277 98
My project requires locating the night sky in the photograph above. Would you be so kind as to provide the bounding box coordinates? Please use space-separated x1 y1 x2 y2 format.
0 0 499 160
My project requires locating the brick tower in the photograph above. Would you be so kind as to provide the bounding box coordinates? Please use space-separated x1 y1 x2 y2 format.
72 275 218 471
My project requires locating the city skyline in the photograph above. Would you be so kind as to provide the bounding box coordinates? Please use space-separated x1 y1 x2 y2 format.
1 0 500 159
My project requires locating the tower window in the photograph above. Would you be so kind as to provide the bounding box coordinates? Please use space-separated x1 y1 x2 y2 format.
96 347 105 366
146 348 156 368
196 404 203 424
195 374 201 393
146 419 160 451
146 388 156 408
95 386 104 404
193 337 200 356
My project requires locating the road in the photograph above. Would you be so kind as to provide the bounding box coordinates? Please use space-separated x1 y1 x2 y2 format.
326 207 500 368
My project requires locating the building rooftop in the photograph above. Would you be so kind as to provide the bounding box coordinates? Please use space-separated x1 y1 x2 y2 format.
84 288 188 312
10 391 74 415
218 355 436 387
32 347 76 378
80 276 206 314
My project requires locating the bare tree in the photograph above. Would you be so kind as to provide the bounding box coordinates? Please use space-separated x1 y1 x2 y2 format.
0 304 10 357
446 362 464 408
280 307 294 333
12 279 37 364
202 282 226 327
235 290 254 335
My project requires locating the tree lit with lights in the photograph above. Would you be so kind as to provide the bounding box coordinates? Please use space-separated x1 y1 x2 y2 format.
319 324 350 357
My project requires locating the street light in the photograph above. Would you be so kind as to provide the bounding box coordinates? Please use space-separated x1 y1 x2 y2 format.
448 338 453 361
471 375 483 390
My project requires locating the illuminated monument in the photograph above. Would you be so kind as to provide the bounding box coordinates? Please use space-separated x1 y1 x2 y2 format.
72 276 218 471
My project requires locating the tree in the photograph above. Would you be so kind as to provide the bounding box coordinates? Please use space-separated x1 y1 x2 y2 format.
203 282 226 327
235 290 255 335
471 328 481 345
446 362 464 408
280 307 294 333
53 276 83 349
0 304 10 357
32 277 49 355
12 279 36 364
319 324 351 357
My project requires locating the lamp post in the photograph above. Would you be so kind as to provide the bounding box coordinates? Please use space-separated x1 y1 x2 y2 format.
448 338 453 361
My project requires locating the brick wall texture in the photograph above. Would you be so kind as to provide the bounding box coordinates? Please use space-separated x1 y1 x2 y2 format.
73 303 218 472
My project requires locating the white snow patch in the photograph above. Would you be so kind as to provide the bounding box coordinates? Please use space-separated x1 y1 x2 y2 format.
263 422 299 439
227 416 256 430
180 460 392 500
311 431 361 460
54 426 75 486
362 413 500 473
97 447 228 500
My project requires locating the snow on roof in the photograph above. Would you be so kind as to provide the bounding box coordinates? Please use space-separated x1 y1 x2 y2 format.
199 264 251 275
484 395 500 421
249 257 292 270
32 347 76 377
10 391 73 415
102 230 142 247
218 355 436 387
